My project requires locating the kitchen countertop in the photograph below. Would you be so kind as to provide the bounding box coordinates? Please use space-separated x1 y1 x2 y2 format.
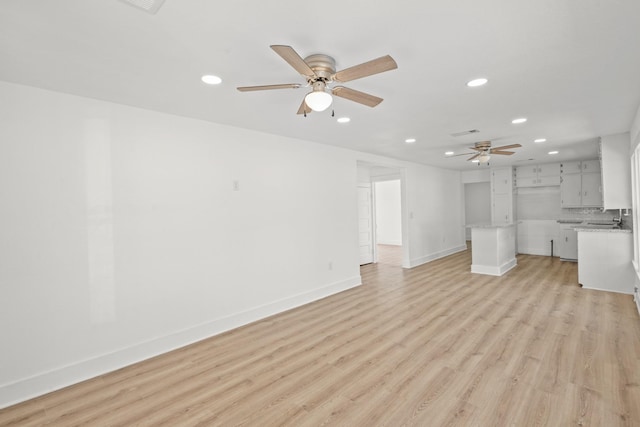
556 219 632 233
465 222 516 229
574 226 632 233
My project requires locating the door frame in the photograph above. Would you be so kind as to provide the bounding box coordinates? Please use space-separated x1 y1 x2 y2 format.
358 161 409 268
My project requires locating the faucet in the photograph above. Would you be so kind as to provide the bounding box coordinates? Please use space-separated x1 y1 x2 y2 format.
613 209 623 226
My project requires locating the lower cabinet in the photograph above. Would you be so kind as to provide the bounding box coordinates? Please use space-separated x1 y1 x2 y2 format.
557 225 578 260
577 231 634 294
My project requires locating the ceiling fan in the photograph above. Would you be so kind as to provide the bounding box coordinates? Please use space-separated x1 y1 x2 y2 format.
237 45 398 115
449 141 522 163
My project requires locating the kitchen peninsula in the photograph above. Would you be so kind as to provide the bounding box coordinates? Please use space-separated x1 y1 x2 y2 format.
467 223 517 276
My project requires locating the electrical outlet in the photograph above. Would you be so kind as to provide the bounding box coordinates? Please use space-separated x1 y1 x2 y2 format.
328 261 333 270
233 180 240 191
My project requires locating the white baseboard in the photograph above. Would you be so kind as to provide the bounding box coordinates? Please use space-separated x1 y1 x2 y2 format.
580 285 634 295
0 276 361 410
408 244 467 269
634 291 640 316
471 258 517 276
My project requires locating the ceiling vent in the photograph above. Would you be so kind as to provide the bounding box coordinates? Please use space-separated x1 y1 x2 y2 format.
118 0 166 14
450 129 479 137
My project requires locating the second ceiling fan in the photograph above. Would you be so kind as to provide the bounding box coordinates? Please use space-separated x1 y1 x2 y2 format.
237 45 398 115
450 141 522 163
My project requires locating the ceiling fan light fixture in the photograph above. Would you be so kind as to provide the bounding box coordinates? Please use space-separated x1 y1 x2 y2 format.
304 81 333 112
304 91 332 112
478 153 491 163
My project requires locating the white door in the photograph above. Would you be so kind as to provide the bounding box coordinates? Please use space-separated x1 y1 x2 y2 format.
358 186 374 265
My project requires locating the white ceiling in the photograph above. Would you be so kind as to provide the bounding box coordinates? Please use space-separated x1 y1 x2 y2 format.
2 0 640 170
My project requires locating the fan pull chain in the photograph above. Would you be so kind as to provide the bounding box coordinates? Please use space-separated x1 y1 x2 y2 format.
331 109 335 117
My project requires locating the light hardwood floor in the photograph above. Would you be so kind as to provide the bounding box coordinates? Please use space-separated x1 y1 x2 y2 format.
2 248 640 426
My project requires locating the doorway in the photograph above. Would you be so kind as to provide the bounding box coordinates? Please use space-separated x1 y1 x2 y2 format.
357 162 406 268
374 179 402 266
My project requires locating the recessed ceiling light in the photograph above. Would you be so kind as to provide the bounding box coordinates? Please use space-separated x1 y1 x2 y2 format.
445 151 455 156
405 138 416 143
201 75 222 85
337 117 350 123
471 159 480 163
467 78 488 87
512 118 527 124
534 138 547 143
548 151 559 155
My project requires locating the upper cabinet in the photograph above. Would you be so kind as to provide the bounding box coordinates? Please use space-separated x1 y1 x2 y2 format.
491 167 515 223
560 160 602 208
600 133 631 209
515 163 560 187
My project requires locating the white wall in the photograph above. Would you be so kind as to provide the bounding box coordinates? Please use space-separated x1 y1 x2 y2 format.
401 165 466 267
0 81 466 407
464 182 491 239
374 180 402 245
461 168 490 183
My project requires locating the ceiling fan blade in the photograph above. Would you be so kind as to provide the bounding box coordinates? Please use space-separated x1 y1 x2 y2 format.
297 99 312 115
332 55 398 83
490 150 516 155
332 86 383 107
447 152 476 157
237 83 301 92
270 45 317 79
467 153 481 161
491 143 522 151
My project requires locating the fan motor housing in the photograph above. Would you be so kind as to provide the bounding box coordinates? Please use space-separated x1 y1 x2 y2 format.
304 54 336 80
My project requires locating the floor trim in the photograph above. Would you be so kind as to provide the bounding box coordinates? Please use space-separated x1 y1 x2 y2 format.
471 258 518 276
408 244 467 268
0 275 362 409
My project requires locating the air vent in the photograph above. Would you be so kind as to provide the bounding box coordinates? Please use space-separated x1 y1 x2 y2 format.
450 129 479 137
118 0 166 14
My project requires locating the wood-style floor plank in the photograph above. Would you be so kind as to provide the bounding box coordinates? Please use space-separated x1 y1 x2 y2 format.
1 245 640 426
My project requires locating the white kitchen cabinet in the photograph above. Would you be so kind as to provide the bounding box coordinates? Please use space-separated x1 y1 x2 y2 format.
577 230 634 294
491 167 514 223
515 163 560 187
558 224 578 260
560 160 602 208
600 133 631 209
562 161 583 174
581 159 600 172
560 173 582 207
493 194 511 223
581 173 603 206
